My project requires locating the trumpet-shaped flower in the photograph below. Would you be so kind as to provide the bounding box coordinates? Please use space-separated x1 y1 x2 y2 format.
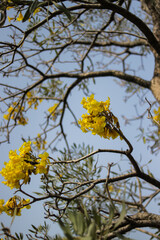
78 94 121 140
0 197 30 216
0 141 50 189
36 152 50 174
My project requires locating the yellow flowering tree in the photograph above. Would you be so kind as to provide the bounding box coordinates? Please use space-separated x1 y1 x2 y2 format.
1 0 160 239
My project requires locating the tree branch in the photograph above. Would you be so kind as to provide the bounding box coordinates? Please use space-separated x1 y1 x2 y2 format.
97 0 160 54
47 70 150 89
107 212 160 239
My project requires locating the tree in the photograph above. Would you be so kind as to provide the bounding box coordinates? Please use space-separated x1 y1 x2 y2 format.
0 0 160 239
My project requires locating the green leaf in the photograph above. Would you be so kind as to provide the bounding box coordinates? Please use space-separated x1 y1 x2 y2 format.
58 219 73 240
103 205 115 238
10 207 17 227
29 229 36 233
68 211 85 236
31 224 38 231
81 237 92 240
53 1 72 21
114 203 126 229
20 233 23 240
147 169 154 178
86 221 96 239
23 0 39 22
108 204 115 226
92 207 101 228
83 203 91 225
33 191 44 196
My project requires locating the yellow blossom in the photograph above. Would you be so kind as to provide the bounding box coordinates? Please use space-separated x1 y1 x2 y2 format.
27 91 42 109
48 103 58 120
78 94 121 140
17 12 23 21
33 133 47 150
36 152 50 174
108 185 114 192
0 141 50 189
153 107 160 126
37 133 41 138
7 6 13 10
3 102 28 125
0 197 31 217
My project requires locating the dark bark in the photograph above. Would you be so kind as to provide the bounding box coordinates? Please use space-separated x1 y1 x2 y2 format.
144 0 160 101
107 212 160 239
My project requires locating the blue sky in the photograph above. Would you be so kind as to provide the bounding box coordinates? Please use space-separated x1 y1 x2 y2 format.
1 70 159 238
0 5 159 239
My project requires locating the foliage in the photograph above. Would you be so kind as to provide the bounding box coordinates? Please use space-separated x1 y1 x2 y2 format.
0 0 160 239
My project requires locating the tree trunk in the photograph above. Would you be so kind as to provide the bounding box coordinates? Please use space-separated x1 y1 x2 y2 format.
145 0 160 101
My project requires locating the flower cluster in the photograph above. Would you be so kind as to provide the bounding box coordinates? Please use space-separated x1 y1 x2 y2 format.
78 94 121 139
0 141 50 189
3 102 28 125
0 197 30 216
33 133 47 150
27 91 43 110
153 107 160 126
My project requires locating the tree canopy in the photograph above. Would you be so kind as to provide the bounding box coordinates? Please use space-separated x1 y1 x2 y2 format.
0 0 160 239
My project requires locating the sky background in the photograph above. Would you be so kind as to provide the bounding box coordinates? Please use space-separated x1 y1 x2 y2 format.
0 4 160 239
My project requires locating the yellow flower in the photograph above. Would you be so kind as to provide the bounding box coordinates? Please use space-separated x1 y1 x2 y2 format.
27 91 32 98
108 185 114 192
48 103 58 120
17 12 23 21
3 114 9 120
7 6 13 10
1 142 34 189
1 197 31 217
0 141 50 189
78 94 121 140
27 91 42 109
33 134 47 150
153 107 160 126
36 152 50 174
3 102 28 125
